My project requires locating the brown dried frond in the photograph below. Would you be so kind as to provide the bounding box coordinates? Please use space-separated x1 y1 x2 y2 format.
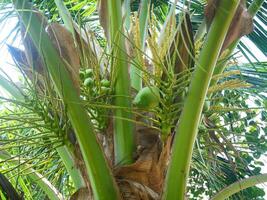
46 23 81 92
205 0 253 52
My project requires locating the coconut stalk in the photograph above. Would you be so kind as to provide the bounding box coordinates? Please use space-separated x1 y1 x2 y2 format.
122 0 131 30
211 173 267 200
123 0 150 91
162 1 240 199
107 0 135 165
130 0 150 91
13 1 120 199
54 0 75 36
139 0 150 49
56 146 85 189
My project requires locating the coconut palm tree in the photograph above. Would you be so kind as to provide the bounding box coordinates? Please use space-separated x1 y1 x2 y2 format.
0 0 266 199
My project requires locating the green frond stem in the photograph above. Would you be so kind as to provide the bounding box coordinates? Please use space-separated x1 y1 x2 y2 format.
194 20 206 41
54 0 75 36
17 177 32 199
0 191 5 200
162 1 240 200
122 0 142 91
158 0 177 45
13 1 120 199
108 0 134 165
123 0 131 30
0 151 64 200
139 0 150 50
211 173 267 200
56 146 85 189
130 59 142 91
210 0 265 87
130 0 150 91
0 74 24 101
52 2 92 188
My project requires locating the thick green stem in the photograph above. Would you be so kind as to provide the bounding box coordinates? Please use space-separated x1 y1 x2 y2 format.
54 0 74 35
123 0 141 91
130 0 150 91
122 0 135 92
122 0 131 30
56 146 85 189
139 0 150 50
51 2 87 188
130 59 142 91
13 1 120 199
162 1 240 199
194 20 206 41
108 1 134 165
211 174 267 200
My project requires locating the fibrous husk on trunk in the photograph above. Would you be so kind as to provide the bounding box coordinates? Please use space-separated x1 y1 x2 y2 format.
115 134 172 199
69 128 173 200
118 180 159 200
205 0 253 52
69 187 92 200
69 122 172 200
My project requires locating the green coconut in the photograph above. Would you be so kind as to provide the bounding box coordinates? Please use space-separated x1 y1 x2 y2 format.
84 69 93 78
100 79 110 87
79 71 85 80
83 78 94 87
100 86 110 95
133 86 160 109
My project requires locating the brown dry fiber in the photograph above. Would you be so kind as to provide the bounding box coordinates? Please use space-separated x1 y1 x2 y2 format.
205 0 253 52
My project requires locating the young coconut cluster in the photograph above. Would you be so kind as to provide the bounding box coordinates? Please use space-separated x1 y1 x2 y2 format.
80 68 111 96
79 68 112 130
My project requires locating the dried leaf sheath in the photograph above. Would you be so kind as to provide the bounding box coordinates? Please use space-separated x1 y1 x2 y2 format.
205 0 253 52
